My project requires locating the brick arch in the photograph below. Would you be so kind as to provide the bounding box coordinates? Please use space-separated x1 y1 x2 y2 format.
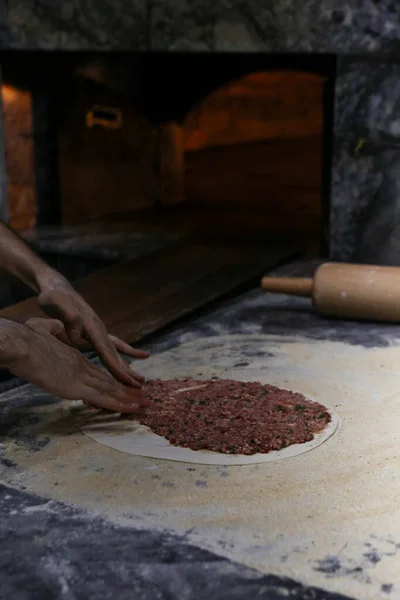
182 70 326 245
183 70 325 152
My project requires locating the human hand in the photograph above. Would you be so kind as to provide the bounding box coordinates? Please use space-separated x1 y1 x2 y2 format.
36 272 149 388
2 319 147 413
26 316 148 368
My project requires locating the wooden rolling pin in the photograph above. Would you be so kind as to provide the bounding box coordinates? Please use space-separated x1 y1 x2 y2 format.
261 262 400 322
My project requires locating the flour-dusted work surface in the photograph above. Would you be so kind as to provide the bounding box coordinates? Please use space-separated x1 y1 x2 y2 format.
0 485 353 600
2 332 400 600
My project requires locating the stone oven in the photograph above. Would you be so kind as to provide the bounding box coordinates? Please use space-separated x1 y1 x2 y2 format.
0 3 400 264
0 52 335 253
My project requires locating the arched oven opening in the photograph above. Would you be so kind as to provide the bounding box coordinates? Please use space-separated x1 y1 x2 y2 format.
0 52 336 253
0 52 336 333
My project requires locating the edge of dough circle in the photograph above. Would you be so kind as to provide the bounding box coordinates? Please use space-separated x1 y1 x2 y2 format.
78 383 340 466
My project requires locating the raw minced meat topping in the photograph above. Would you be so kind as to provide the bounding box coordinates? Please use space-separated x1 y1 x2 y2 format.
127 377 331 455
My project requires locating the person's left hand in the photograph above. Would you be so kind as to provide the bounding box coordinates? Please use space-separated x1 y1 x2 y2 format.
36 274 149 387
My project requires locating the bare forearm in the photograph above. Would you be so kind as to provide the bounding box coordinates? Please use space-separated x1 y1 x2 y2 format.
0 221 57 293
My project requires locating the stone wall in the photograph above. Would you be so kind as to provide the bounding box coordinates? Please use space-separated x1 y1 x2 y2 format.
332 57 400 263
2 2 400 262
1 2 399 53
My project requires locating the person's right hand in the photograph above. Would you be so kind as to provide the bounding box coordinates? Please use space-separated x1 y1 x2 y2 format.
0 318 147 413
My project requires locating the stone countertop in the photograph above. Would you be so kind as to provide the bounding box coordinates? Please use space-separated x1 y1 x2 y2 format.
0 483 351 600
20 223 179 262
1 259 397 600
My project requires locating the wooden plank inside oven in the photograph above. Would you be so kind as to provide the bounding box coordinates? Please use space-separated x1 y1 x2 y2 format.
0 238 298 344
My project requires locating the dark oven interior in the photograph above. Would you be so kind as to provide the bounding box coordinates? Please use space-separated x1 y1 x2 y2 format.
0 52 336 251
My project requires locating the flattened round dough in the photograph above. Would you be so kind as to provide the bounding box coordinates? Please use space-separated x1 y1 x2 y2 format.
79 383 340 466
